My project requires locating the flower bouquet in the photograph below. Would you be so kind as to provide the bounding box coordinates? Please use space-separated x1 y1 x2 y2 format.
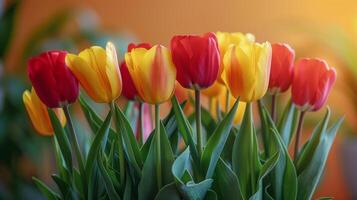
23 32 342 200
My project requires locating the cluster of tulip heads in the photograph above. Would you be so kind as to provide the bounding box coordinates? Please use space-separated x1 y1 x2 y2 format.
23 32 336 134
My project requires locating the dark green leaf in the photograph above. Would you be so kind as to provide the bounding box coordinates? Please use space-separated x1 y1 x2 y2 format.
33 177 61 200
201 98 239 179
97 153 121 200
85 111 112 175
154 183 181 200
48 109 72 172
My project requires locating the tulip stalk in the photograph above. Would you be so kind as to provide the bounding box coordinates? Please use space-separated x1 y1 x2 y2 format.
110 102 126 185
271 94 277 122
194 89 203 156
154 104 162 189
225 88 230 113
63 105 85 173
293 111 306 161
138 102 144 146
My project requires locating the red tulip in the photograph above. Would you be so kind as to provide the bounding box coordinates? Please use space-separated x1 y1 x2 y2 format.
171 32 220 89
28 50 79 108
268 43 295 94
292 58 336 111
120 43 152 100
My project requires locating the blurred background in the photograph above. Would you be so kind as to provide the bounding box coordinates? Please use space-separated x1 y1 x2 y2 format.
1 0 357 199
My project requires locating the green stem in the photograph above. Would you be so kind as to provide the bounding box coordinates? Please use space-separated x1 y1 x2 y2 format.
63 105 87 197
110 102 126 185
208 97 213 114
225 88 230 113
138 102 144 146
294 111 306 162
271 94 277 123
194 89 203 156
155 104 162 189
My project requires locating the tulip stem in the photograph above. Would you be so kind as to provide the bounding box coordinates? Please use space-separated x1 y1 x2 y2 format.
110 102 126 185
154 104 162 189
63 105 87 198
225 88 230 113
63 105 85 172
271 94 277 122
194 89 203 156
138 102 144 146
293 111 306 162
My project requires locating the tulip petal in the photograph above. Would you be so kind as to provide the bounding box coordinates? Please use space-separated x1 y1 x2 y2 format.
106 42 122 100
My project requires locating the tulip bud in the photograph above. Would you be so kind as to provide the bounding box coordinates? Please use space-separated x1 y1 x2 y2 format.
216 32 255 82
120 43 152 100
28 50 79 108
23 88 66 136
171 32 220 89
66 42 122 103
223 41 272 102
125 45 176 104
268 43 295 94
292 58 336 111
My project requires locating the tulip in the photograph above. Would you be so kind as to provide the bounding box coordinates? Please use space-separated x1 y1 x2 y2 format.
125 45 176 104
291 58 336 112
268 43 295 94
223 41 272 102
28 50 79 108
23 88 66 136
170 32 220 89
66 42 122 103
120 43 152 100
216 32 255 82
202 80 225 98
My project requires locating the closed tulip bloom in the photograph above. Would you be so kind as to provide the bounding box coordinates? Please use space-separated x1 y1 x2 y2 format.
125 45 176 104
223 41 272 102
292 58 336 111
23 88 66 136
120 43 152 100
216 32 255 81
268 43 295 94
171 32 220 89
28 50 79 108
66 42 122 103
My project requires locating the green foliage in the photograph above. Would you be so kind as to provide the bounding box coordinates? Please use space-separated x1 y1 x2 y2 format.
33 96 343 200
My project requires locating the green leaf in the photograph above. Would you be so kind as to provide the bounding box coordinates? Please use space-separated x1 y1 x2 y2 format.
297 117 343 200
138 121 175 200
114 104 143 175
171 96 200 165
277 100 299 146
123 172 132 200
172 148 213 200
155 183 181 200
33 177 61 200
52 174 74 199
201 98 239 179
97 152 121 200
213 159 243 200
85 110 112 175
221 127 238 164
53 137 70 183
232 103 261 199
296 109 331 173
48 109 73 172
258 101 297 200
205 190 217 200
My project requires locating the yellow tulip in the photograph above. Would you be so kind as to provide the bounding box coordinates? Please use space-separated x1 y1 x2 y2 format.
23 88 66 136
211 91 246 125
216 32 255 82
223 41 272 102
66 42 122 103
202 80 225 98
125 45 176 104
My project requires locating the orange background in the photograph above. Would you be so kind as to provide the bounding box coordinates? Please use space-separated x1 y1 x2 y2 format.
4 0 357 199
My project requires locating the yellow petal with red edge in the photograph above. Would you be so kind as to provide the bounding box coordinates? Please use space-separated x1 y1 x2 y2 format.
106 42 122 100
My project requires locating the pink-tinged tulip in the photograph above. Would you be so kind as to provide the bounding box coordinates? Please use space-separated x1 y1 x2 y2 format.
171 32 220 89
268 43 295 94
120 43 152 100
28 51 79 108
292 58 336 111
